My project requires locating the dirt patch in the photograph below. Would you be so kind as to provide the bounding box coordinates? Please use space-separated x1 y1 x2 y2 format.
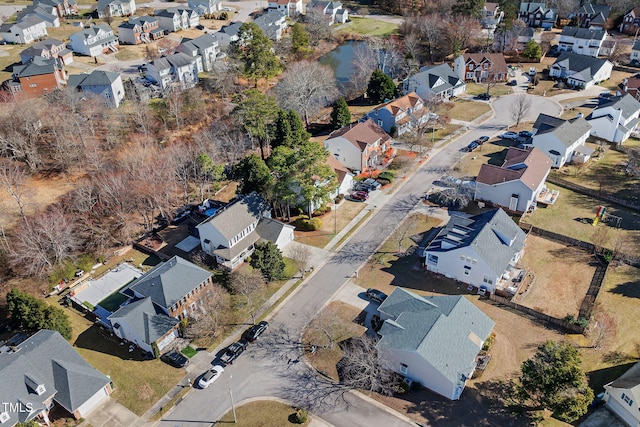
294 201 366 249
516 235 596 319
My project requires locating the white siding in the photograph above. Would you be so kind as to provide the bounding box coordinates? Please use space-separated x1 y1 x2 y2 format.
273 225 295 250
197 221 230 256
109 317 153 353
475 180 534 213
75 387 109 418
604 387 640 427
324 137 362 171
423 246 500 292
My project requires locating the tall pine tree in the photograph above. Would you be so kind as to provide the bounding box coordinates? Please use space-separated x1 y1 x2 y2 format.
330 97 351 129
367 69 396 104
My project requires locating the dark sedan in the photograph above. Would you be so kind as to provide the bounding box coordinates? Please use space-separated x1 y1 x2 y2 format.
160 350 189 368
244 321 269 342
220 341 247 365
366 288 388 303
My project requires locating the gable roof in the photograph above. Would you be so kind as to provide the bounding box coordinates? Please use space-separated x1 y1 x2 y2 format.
181 33 218 51
477 147 551 190
124 255 212 309
198 192 270 241
68 69 120 88
607 361 640 392
377 288 495 388
379 92 422 116
552 52 610 79
577 3 611 19
108 297 179 345
12 56 62 78
119 15 158 29
151 52 196 71
327 119 390 151
97 0 132 10
593 93 640 120
425 208 526 277
255 217 293 243
462 53 508 75
0 330 110 421
154 7 195 18
533 113 592 147
411 63 465 92
72 24 114 41
326 154 351 183
560 26 607 41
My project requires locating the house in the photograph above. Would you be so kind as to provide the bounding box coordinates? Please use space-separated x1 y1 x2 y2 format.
324 119 391 172
0 330 112 424
108 297 180 355
17 5 60 27
454 53 508 83
155 7 199 32
308 0 347 25
253 9 287 41
603 361 640 427
480 2 503 29
618 73 640 101
197 193 294 270
558 27 610 57
145 52 199 90
365 92 431 136
0 16 48 44
68 70 125 107
97 0 136 18
632 40 640 62
586 94 640 144
215 21 242 50
530 113 592 167
518 2 557 29
475 147 552 213
177 33 219 72
326 155 353 197
120 255 214 320
33 0 77 19
422 208 526 292
267 0 303 17
2 56 66 100
575 3 610 30
620 7 640 35
549 52 612 89
69 24 119 57
402 64 466 101
20 38 73 65
118 15 162 45
376 288 495 400
493 26 534 53
188 0 220 16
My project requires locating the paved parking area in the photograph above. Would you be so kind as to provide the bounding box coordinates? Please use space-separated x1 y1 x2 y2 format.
82 397 141 427
579 407 626 427
72 263 142 308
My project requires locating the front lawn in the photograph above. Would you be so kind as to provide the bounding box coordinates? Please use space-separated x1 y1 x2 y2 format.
465 82 513 97
219 400 310 426
294 202 367 248
339 17 399 36
445 99 492 122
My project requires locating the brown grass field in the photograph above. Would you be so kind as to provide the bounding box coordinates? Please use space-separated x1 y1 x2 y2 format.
445 99 492 122
294 201 367 248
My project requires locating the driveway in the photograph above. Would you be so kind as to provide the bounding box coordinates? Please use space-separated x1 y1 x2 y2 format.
0 5 25 24
83 398 141 427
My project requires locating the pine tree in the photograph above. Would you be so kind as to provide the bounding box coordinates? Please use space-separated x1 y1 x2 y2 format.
522 39 542 60
291 23 311 58
7 289 72 340
330 97 351 129
272 109 293 148
250 241 286 281
287 110 310 146
367 69 396 104
231 22 282 86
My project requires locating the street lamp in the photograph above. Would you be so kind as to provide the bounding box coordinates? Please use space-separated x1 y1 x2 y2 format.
229 374 237 423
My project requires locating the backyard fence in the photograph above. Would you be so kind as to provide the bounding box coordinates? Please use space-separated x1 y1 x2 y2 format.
578 263 608 321
132 241 171 261
546 175 640 212
518 222 595 250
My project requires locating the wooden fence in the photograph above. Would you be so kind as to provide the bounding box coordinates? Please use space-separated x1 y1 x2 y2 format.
546 175 640 212
518 222 595 251
132 241 171 261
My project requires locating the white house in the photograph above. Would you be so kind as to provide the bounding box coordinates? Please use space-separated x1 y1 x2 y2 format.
558 27 609 57
17 5 61 27
197 193 293 270
475 147 552 213
603 361 640 427
0 16 48 44
586 94 640 144
480 2 503 29
253 9 287 41
324 119 391 172
632 40 640 62
20 38 73 65
530 113 592 167
97 0 136 18
403 64 466 101
188 0 220 16
364 92 431 136
268 0 303 17
308 0 347 25
376 288 495 400
421 208 526 293
549 52 612 90
146 52 199 90
518 2 557 28
326 155 353 197
177 33 219 72
155 7 199 32
69 24 119 57
67 69 125 108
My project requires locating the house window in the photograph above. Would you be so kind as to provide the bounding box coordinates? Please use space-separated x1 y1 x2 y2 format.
400 363 408 375
472 259 477 264
427 254 439 265
622 393 633 406
483 276 493 285
464 265 471 275
466 72 474 79
460 255 465 260
468 64 474 71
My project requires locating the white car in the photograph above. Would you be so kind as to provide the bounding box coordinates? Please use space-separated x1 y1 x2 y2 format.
198 365 224 388
500 132 519 140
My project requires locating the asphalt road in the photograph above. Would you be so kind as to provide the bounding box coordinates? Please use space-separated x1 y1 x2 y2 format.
154 93 561 427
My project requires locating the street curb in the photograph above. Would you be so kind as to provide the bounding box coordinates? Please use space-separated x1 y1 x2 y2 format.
350 390 416 425
218 396 335 427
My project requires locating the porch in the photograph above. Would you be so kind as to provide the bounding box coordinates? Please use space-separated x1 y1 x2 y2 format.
536 186 560 205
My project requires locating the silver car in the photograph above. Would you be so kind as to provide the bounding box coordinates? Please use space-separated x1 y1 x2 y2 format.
198 365 224 389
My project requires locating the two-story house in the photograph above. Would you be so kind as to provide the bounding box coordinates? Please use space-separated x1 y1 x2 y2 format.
549 52 613 89
586 94 640 144
97 0 136 18
253 9 287 41
620 7 640 35
177 33 219 72
632 40 640 63
558 27 610 57
33 0 78 19
67 69 125 107
145 52 199 90
324 119 391 172
530 113 593 167
20 38 73 65
422 208 527 293
215 21 242 51
188 0 220 16
2 56 66 100
618 73 640 101
454 52 508 83
402 64 466 101
603 361 640 427
575 3 610 30
493 26 534 53
69 24 119 57
0 16 48 44
518 2 557 29
480 2 503 29
364 92 431 136
155 7 199 32
118 15 163 45
17 5 60 28
475 147 552 213
268 0 303 17
197 193 294 270
308 0 347 25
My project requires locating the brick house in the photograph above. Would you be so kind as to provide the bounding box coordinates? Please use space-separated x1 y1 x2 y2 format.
454 53 508 83
324 119 391 172
20 38 73 65
2 56 66 100
33 0 78 19
118 15 163 45
518 2 557 29
575 3 610 30
620 7 640 35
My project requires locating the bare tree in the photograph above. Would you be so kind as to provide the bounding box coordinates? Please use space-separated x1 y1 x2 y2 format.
306 309 353 350
145 44 160 61
420 14 441 62
511 94 532 126
606 41 630 66
540 31 556 56
587 311 617 349
230 267 266 324
337 335 399 395
304 8 332 46
290 245 311 277
0 158 30 225
187 284 230 340
442 15 481 57
348 43 378 97
165 89 185 130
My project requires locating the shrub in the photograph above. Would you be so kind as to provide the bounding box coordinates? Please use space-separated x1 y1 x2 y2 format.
389 125 397 137
295 217 322 231
293 408 308 424
396 380 410 395
377 171 395 182
482 332 496 352
377 179 390 186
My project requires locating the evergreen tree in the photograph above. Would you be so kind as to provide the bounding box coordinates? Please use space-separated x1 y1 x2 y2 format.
497 0 518 30
235 153 273 196
291 23 311 58
232 89 279 159
287 110 310 146
522 39 542 60
367 69 396 104
272 109 293 148
330 97 351 129
250 241 286 281
231 22 282 85
7 289 72 340
451 0 485 18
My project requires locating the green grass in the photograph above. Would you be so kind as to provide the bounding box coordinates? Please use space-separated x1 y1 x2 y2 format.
219 400 309 425
339 17 399 36
446 99 491 122
181 346 197 358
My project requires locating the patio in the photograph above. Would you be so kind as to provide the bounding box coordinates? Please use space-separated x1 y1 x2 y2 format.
70 263 142 311
536 186 560 205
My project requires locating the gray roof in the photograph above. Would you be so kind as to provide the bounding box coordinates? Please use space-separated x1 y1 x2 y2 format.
198 192 270 241
552 52 610 81
577 3 611 20
97 0 132 11
181 33 218 51
560 26 606 41
119 15 158 29
12 56 62 78
607 361 640 390
425 208 526 277
634 40 640 51
377 288 495 388
108 297 179 346
17 5 58 21
34 0 77 7
124 255 212 309
412 63 464 92
2 15 46 31
72 24 116 48
0 330 110 421
256 217 292 243
154 7 195 18
68 69 120 88
594 93 640 120
533 113 592 147
219 21 242 37
213 229 260 260
151 52 196 71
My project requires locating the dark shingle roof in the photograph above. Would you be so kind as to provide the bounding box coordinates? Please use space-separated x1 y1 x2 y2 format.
256 217 292 243
532 113 592 148
12 56 62 78
595 93 640 120
68 70 120 88
151 52 196 70
198 192 270 241
560 26 607 41
412 63 464 92
108 297 179 346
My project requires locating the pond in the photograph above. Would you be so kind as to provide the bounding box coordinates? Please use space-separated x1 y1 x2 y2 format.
318 40 368 83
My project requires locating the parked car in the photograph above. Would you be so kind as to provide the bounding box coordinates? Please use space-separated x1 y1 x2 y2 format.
366 288 388 303
500 132 519 140
363 178 381 191
507 79 517 86
476 136 490 144
349 191 369 202
197 365 224 388
465 141 479 152
74 269 85 278
518 130 533 138
528 67 537 76
220 341 247 365
476 93 491 101
244 321 269 342
160 350 190 368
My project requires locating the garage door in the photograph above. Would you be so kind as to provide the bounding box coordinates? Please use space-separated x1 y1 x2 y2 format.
606 398 637 427
76 387 109 418
157 329 179 352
